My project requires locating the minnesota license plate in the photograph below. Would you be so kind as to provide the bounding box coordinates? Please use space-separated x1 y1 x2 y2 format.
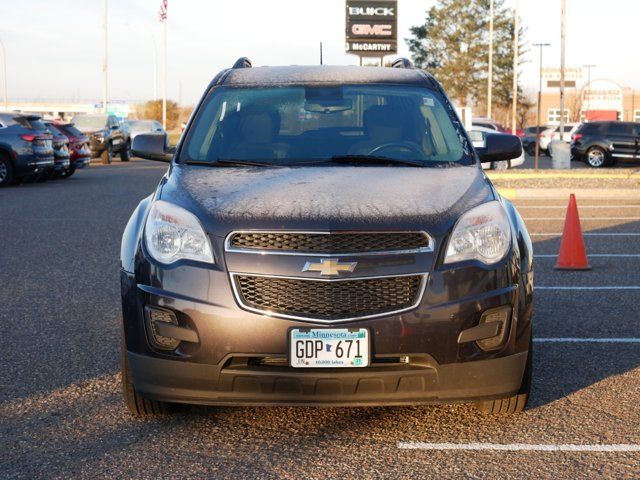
289 328 369 368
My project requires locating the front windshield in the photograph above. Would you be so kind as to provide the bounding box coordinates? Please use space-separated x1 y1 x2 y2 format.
180 85 471 166
73 115 108 129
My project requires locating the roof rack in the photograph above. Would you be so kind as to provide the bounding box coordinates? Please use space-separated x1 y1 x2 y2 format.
391 57 414 69
232 57 252 69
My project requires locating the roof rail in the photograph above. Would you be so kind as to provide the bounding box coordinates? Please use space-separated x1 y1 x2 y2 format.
391 57 414 69
232 57 252 69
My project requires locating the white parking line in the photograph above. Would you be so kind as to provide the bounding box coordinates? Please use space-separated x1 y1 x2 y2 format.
517 205 640 209
534 338 640 343
524 217 640 221
397 442 640 452
532 233 640 237
536 286 640 290
534 254 640 258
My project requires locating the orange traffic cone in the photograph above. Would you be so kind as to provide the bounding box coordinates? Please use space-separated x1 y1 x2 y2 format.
555 194 591 270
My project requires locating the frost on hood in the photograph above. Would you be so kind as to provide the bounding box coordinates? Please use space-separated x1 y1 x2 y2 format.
177 166 485 225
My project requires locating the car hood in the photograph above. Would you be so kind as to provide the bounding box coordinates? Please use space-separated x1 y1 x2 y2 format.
160 164 494 237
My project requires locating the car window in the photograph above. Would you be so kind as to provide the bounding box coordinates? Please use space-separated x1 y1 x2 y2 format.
58 124 84 137
607 122 633 136
182 85 471 166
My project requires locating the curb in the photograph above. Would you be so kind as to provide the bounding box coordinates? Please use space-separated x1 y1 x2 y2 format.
497 188 640 200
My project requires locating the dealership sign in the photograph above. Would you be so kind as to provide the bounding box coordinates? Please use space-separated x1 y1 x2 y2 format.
581 79 623 112
345 0 397 56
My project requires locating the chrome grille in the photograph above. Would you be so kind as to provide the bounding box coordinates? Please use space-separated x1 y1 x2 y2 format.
232 274 424 322
227 231 432 255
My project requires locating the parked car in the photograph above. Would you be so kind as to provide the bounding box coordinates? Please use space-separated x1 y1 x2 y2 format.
537 126 556 156
469 126 525 170
50 122 91 177
71 114 130 164
121 58 533 416
43 121 71 179
571 121 640 168
123 120 165 142
548 123 581 157
521 125 551 156
0 113 54 187
473 118 523 138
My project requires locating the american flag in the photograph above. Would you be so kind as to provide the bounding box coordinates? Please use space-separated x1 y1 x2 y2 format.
158 0 167 22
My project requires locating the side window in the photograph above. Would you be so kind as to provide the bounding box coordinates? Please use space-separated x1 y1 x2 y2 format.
607 122 632 136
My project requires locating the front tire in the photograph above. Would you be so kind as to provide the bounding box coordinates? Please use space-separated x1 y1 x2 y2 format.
492 160 510 170
586 146 608 168
120 333 173 416
474 339 532 414
120 141 131 162
0 154 14 187
61 165 76 179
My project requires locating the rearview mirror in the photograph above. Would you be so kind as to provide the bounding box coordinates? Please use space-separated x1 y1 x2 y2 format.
131 133 174 162
476 133 522 163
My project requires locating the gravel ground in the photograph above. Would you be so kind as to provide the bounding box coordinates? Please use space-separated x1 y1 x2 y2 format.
1 160 639 478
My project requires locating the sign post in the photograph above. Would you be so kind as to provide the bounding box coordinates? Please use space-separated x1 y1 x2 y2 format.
345 0 397 65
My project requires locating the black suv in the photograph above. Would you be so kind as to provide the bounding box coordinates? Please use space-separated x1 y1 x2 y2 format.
571 121 640 168
0 113 54 186
121 58 532 416
71 114 131 164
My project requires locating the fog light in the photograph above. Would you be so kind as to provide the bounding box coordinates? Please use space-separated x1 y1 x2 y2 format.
145 306 180 351
476 306 511 351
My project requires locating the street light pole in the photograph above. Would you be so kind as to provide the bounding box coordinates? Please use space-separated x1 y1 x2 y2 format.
559 0 566 137
103 0 108 114
152 35 158 101
511 0 519 134
0 39 7 111
534 43 550 172
582 64 596 118
162 11 167 130
487 0 493 119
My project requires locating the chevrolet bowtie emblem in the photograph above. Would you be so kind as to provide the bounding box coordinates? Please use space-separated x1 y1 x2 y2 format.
303 258 357 277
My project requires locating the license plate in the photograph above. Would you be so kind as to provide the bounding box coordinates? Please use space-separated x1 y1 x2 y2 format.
289 328 369 368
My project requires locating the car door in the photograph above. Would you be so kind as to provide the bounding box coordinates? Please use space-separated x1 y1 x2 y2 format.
632 123 640 159
607 122 636 159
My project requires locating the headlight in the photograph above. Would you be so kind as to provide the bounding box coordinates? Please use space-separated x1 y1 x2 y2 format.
144 200 214 264
444 201 511 265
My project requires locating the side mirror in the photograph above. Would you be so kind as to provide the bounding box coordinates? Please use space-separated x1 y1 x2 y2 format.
476 133 522 163
131 133 174 162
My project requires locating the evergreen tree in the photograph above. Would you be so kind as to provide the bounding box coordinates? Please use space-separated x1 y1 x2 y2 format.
407 0 527 124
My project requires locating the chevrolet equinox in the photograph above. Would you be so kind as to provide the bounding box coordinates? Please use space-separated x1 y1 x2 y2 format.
121 58 533 416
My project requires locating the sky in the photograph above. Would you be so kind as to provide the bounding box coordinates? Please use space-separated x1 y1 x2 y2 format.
0 0 638 105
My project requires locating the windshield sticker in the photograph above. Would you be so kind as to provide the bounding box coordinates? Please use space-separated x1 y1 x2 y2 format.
422 97 435 107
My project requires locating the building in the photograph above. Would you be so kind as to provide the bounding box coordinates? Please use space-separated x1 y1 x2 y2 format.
538 79 640 125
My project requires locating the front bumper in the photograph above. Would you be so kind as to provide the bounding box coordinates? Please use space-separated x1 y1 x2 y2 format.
121 245 533 406
127 349 528 406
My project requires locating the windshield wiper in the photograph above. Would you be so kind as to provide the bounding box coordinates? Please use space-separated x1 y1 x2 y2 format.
329 155 426 167
184 159 275 167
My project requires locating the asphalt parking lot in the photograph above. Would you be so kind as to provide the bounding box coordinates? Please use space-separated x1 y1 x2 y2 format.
1 160 639 479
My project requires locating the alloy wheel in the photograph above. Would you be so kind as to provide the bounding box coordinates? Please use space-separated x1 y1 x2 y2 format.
0 161 7 182
587 149 605 167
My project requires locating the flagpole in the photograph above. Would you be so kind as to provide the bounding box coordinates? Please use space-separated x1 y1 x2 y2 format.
162 7 167 130
103 0 108 114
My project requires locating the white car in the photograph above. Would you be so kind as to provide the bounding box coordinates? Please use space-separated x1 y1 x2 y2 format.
548 123 581 156
469 126 525 170
537 126 556 154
